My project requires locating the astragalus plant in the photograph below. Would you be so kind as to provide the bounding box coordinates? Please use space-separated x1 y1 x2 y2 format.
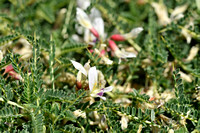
0 0 200 132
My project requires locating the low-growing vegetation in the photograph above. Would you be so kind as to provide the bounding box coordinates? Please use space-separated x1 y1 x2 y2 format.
0 0 200 132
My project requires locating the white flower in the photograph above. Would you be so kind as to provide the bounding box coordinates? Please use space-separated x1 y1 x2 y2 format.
77 0 90 10
151 2 188 26
170 5 188 21
181 19 194 44
115 49 136 59
84 8 105 43
71 60 112 98
120 115 129 130
185 46 199 61
88 67 113 100
73 109 86 118
70 60 90 82
179 71 192 83
76 8 99 38
151 2 171 26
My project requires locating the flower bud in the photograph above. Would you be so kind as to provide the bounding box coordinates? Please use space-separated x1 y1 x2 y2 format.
4 65 22 80
4 65 14 74
108 40 119 51
76 81 82 90
90 27 99 38
110 34 125 41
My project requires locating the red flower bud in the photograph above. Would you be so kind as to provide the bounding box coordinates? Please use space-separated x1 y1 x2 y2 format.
90 27 99 38
4 64 22 80
108 40 118 51
4 65 14 73
110 34 125 41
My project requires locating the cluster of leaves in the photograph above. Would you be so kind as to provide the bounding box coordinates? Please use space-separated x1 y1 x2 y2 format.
0 0 200 132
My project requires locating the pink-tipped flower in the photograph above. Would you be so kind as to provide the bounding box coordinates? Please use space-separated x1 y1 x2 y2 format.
4 65 22 80
108 40 136 59
76 8 99 38
110 27 143 41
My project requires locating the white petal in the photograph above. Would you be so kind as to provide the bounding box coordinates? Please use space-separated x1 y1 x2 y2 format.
185 46 199 61
76 71 82 82
71 34 80 42
120 116 128 130
103 86 113 92
84 61 91 72
89 8 102 20
92 17 104 39
88 66 98 92
102 57 113 65
129 27 143 37
122 51 136 58
122 27 143 40
84 29 91 43
76 8 92 29
95 94 106 100
77 0 91 10
181 28 192 44
151 2 171 26
71 60 87 76
171 4 188 19
100 96 106 100
115 50 136 59
172 13 184 21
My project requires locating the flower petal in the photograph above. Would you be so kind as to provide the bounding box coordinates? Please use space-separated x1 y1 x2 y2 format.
100 96 106 100
123 27 143 40
122 51 136 58
76 71 82 82
77 0 91 10
103 86 113 92
151 2 171 26
171 4 188 19
115 50 136 59
92 17 104 39
76 8 92 29
129 27 143 37
120 116 128 130
71 60 87 76
88 66 98 92
97 91 104 96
